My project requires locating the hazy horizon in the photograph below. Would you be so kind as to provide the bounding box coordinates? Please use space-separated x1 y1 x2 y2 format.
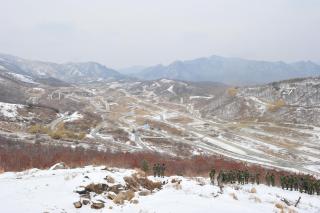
1 0 319 69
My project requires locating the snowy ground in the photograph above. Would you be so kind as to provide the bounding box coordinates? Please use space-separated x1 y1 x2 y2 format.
0 102 24 118
0 165 319 213
7 72 38 84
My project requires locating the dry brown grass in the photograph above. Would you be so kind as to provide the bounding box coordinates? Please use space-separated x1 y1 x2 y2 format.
135 117 147 126
250 187 257 193
18 106 57 123
275 203 284 209
146 119 186 136
227 87 238 97
0 122 23 132
250 133 298 150
157 102 186 112
260 126 312 139
134 108 151 116
100 128 129 142
139 102 162 112
28 124 50 134
64 112 101 133
267 99 285 112
167 116 194 125
48 123 86 140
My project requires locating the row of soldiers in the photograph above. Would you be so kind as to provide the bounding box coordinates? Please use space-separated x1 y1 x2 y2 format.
209 169 261 185
209 169 320 195
265 172 275 186
152 163 166 178
280 175 320 195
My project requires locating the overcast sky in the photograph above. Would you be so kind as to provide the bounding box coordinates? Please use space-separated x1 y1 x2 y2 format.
0 0 319 69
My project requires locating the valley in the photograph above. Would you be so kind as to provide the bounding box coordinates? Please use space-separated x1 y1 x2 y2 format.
1 71 320 176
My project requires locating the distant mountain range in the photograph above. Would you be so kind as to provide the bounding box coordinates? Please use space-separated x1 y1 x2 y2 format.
0 53 123 83
118 65 147 75
1 53 320 85
132 55 320 85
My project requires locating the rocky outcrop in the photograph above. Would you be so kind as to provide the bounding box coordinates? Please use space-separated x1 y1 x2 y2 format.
73 172 164 209
73 201 82 208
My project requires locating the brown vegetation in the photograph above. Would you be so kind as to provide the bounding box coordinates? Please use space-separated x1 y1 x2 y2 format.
146 119 186 136
0 137 307 186
227 87 238 97
64 112 101 133
267 99 286 112
167 116 194 125
28 124 50 134
28 123 86 140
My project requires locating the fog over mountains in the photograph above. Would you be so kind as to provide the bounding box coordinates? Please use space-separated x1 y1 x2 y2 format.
1 53 320 85
132 55 320 85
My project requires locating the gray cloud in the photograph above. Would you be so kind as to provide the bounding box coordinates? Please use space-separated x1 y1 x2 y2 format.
0 0 319 69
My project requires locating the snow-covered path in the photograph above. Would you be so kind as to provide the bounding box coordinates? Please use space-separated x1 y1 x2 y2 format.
0 166 319 213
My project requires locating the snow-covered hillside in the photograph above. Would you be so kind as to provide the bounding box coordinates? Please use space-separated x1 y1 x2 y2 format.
0 102 24 118
0 53 123 83
0 165 319 213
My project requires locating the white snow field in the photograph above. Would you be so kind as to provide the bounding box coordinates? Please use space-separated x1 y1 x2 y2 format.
0 165 319 213
0 102 24 118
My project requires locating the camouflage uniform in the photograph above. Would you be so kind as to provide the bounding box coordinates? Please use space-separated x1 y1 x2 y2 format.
156 163 161 177
217 171 223 186
244 170 249 184
240 171 245 185
237 170 241 184
255 173 260 185
160 163 166 178
280 176 285 189
209 169 216 185
270 173 275 186
265 172 270 186
293 176 299 191
153 164 157 177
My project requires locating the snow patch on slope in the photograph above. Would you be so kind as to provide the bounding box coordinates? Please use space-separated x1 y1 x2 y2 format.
8 73 38 84
0 102 24 118
64 112 83 122
167 85 176 95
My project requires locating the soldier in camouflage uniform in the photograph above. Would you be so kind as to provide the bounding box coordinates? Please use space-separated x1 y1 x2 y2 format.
237 170 241 184
250 173 255 184
270 173 275 186
256 173 260 185
209 168 215 185
240 171 245 185
298 177 304 193
244 170 249 184
293 176 299 191
160 163 166 178
265 172 270 186
156 163 161 177
316 180 320 195
217 171 223 186
280 176 285 189
153 164 157 177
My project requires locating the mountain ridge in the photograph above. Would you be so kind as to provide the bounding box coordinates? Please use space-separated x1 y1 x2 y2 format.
1 53 320 85
132 55 320 85
0 53 123 83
